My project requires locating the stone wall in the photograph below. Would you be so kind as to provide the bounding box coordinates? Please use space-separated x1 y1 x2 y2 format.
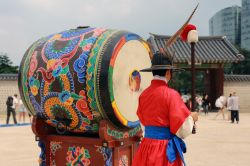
0 80 20 114
1 76 249 114
224 81 250 113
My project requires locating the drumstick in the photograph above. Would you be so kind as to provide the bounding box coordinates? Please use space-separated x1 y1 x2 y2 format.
165 2 199 48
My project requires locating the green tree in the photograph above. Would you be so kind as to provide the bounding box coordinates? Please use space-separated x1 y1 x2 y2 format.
169 71 204 94
225 48 250 74
0 53 18 74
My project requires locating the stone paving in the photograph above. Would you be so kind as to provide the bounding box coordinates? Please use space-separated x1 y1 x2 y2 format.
0 123 39 166
0 112 250 166
185 112 250 166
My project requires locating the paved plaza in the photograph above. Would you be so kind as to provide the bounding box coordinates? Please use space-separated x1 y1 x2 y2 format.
185 113 250 166
0 112 250 166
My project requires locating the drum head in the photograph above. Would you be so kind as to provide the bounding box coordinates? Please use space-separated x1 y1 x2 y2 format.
97 33 153 128
112 40 152 127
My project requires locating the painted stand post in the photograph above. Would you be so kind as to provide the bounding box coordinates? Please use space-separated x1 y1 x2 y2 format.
32 116 142 166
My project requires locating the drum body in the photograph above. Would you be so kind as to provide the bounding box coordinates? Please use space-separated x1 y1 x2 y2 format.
18 27 152 133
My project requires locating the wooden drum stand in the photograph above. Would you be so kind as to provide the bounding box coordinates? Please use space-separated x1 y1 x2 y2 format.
32 116 142 166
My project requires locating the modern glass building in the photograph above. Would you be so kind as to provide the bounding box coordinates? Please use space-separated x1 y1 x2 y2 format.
241 0 250 51
209 6 241 46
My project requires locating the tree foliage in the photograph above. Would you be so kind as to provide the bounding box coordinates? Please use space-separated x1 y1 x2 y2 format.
225 48 250 74
0 53 18 74
171 48 250 93
169 71 204 94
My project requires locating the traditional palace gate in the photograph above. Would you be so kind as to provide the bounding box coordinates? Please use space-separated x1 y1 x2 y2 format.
148 35 244 107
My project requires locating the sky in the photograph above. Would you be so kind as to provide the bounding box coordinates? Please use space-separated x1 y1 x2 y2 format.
0 0 241 65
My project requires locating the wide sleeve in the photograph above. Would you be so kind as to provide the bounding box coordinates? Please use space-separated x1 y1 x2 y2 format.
167 90 191 134
176 115 194 139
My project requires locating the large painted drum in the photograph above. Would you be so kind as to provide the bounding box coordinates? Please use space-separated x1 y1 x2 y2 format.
18 27 152 133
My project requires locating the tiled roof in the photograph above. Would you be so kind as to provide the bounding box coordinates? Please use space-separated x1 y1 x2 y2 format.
0 74 18 80
148 34 245 64
224 75 250 82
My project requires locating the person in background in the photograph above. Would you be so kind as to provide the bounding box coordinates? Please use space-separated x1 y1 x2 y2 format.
6 94 18 124
202 94 210 115
182 93 190 109
196 96 203 114
28 113 32 123
187 98 192 110
230 92 239 124
13 94 19 113
214 95 226 120
18 99 26 123
227 94 232 121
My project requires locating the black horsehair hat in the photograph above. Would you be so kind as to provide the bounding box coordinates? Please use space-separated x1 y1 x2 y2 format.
140 51 184 72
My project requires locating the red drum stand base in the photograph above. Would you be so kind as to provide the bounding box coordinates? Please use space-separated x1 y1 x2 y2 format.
32 116 143 166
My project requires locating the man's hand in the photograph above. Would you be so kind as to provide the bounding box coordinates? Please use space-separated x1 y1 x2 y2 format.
191 112 198 122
